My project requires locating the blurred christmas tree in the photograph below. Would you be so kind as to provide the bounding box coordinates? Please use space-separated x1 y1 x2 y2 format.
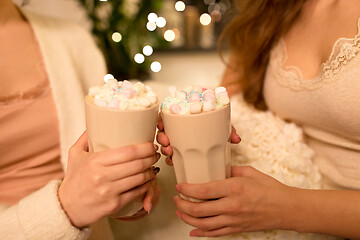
77 0 168 80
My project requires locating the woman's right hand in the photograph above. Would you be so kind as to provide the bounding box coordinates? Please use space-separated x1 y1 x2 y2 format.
58 131 160 228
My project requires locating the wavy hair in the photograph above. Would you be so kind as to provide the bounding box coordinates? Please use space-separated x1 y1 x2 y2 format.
220 0 307 109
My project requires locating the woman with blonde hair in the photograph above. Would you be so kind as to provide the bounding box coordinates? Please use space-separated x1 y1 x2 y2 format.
158 0 360 238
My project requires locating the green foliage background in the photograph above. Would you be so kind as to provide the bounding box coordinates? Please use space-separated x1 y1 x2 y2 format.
77 0 168 80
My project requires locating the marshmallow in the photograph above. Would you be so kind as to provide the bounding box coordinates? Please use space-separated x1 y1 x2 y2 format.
107 79 119 89
108 99 120 108
218 95 230 105
122 80 133 89
203 101 216 112
94 98 107 107
133 82 146 94
161 85 229 115
190 102 202 114
170 104 181 114
189 92 201 102
215 86 227 95
203 90 216 102
139 97 151 107
120 89 135 99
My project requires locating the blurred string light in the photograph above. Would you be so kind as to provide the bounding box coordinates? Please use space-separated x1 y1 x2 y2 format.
156 17 166 28
175 1 186 12
151 61 161 73
200 13 211 25
203 0 231 22
164 30 176 42
104 74 114 83
146 21 157 31
143 45 153 56
147 13 158 22
134 53 145 64
111 32 122 42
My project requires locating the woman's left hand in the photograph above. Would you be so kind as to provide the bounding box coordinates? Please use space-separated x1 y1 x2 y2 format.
174 166 292 237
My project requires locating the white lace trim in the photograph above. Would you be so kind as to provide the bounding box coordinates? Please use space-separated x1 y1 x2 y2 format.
269 18 360 91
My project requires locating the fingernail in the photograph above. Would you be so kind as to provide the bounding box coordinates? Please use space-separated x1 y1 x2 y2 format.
153 167 160 174
175 184 180 192
190 231 198 237
175 210 181 218
147 203 152 214
154 144 159 151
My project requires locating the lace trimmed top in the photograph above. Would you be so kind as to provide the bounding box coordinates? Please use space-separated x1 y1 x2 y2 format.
269 18 360 91
264 18 360 190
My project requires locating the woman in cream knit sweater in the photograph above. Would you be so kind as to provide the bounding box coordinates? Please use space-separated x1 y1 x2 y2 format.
158 0 360 239
0 1 160 239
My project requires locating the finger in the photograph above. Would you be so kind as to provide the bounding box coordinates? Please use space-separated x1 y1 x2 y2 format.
72 131 89 152
161 145 173 157
156 131 170 147
116 181 151 211
106 153 160 181
157 114 164 131
99 142 158 166
230 126 241 144
165 156 173 166
176 210 227 231
173 196 224 218
115 208 148 222
231 166 257 178
176 180 228 200
114 168 157 194
143 177 160 213
190 227 235 237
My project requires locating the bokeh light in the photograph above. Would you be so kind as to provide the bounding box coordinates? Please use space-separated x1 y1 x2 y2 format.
143 45 153 56
146 21 157 31
151 61 162 72
175 1 186 12
200 13 211 25
164 30 176 42
111 32 122 42
104 74 115 83
147 13 158 22
156 17 167 28
134 53 145 64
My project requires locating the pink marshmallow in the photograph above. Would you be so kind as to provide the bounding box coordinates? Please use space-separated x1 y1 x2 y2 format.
120 89 135 99
121 80 133 89
170 104 181 114
108 99 119 108
203 90 215 102
189 92 201 102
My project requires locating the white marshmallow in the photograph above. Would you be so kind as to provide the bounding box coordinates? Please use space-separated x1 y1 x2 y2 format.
139 97 151 107
133 82 146 94
94 98 107 107
203 101 215 112
190 102 202 114
215 86 227 95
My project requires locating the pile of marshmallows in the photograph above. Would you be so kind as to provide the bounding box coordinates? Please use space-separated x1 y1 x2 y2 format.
88 79 158 110
161 86 230 115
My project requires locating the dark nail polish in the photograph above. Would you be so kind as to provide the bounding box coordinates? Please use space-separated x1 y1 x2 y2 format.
153 167 160 174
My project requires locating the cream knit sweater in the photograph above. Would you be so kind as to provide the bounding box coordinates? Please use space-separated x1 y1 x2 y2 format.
0 9 112 240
